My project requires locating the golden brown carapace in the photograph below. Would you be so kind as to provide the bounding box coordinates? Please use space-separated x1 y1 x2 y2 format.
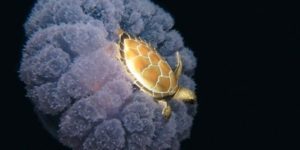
116 29 196 119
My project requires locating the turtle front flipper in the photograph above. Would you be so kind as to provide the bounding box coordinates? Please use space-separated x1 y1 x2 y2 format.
174 51 182 79
158 100 172 119
173 87 196 103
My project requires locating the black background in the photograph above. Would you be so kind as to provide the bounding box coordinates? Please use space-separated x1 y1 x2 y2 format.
3 0 299 150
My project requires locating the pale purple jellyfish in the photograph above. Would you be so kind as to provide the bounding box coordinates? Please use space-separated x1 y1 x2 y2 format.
19 0 197 149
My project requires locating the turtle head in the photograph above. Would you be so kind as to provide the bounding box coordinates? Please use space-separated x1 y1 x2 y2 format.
173 87 196 103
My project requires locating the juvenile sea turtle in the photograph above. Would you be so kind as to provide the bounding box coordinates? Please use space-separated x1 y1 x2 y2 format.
116 29 196 119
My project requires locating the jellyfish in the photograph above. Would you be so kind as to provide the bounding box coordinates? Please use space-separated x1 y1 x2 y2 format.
19 0 198 149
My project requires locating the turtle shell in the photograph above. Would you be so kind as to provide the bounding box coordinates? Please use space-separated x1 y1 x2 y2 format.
119 33 178 99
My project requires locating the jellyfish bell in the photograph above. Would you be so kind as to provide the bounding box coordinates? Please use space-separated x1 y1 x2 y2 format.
19 0 198 149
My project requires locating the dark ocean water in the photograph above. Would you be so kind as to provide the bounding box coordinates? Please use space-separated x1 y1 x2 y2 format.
3 0 299 149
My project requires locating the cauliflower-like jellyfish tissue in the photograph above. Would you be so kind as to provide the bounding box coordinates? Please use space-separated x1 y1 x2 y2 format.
19 0 198 149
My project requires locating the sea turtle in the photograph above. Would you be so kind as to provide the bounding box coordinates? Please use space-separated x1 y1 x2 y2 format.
115 29 196 119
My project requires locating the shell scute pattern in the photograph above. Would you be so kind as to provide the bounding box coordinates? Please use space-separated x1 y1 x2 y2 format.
149 52 160 65
122 37 178 98
137 44 149 56
125 49 139 60
130 57 148 73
